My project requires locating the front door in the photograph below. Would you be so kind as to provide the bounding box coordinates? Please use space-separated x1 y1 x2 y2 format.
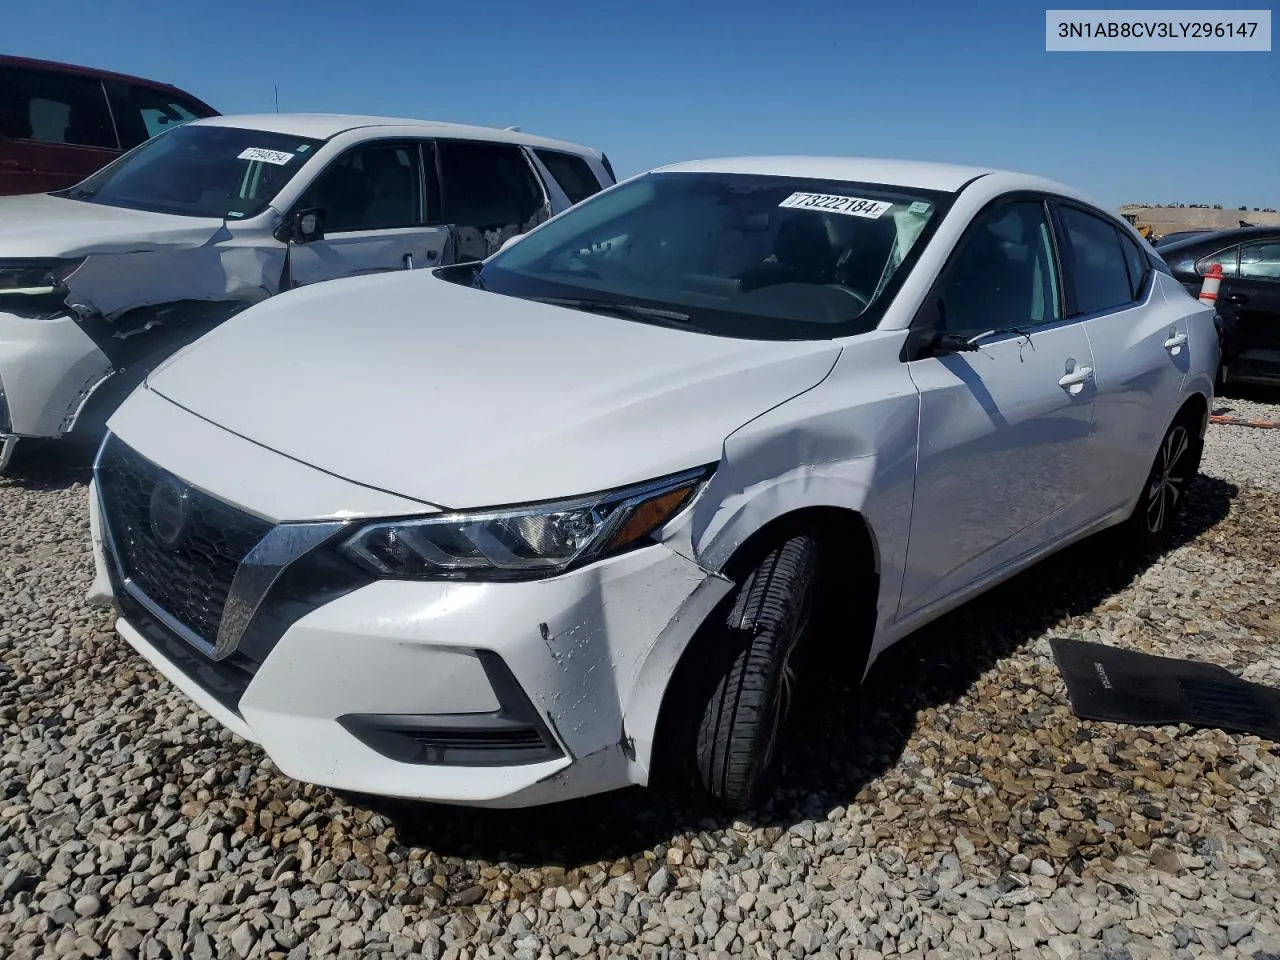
287 140 450 288
898 197 1098 621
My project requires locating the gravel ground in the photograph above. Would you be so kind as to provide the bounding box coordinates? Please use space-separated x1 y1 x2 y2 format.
2 396 1278 960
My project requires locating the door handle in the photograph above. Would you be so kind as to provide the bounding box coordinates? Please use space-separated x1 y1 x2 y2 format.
1163 332 1189 350
1058 365 1094 388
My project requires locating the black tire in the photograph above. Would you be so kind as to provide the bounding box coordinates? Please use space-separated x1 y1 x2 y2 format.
1124 410 1203 550
694 534 820 811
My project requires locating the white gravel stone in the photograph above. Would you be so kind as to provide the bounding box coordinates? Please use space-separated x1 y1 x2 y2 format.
1 401 1277 959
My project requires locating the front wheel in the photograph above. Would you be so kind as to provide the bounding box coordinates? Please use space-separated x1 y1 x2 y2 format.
693 534 820 811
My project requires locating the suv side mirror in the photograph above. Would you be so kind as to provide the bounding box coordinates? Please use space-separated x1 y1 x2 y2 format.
289 208 325 244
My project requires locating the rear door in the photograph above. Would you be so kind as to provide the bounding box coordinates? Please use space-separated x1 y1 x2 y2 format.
1053 201 1192 513
287 139 451 287
0 63 119 194
1219 238 1280 383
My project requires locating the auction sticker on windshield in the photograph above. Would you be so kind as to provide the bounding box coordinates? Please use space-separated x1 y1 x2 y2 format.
779 193 892 218
237 148 296 166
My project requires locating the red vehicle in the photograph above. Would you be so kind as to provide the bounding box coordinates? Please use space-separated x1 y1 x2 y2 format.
0 55 218 196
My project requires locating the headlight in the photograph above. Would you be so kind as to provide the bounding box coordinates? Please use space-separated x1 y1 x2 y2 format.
0 259 82 296
340 466 712 581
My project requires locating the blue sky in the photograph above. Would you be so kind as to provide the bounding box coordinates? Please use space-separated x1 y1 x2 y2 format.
6 0 1277 209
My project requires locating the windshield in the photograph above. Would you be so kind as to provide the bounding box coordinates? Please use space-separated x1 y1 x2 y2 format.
476 172 951 340
59 124 322 220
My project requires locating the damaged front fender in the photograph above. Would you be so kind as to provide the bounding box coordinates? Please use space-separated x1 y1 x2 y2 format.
62 235 285 365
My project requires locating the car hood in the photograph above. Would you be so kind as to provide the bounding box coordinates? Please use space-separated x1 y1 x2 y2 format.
0 193 227 258
146 271 843 508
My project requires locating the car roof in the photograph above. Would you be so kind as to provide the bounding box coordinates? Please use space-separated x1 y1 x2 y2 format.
193 113 601 157
0 54 211 101
1156 224 1280 256
650 156 1020 193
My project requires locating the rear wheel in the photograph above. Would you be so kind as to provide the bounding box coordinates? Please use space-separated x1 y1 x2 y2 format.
1124 411 1203 549
693 534 820 811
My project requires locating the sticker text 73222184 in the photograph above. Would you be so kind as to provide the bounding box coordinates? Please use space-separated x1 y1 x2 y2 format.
778 192 893 219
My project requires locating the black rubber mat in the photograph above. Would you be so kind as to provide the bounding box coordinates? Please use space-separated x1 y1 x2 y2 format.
1050 638 1280 741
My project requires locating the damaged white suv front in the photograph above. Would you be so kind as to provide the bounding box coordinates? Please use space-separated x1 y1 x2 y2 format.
0 113 613 470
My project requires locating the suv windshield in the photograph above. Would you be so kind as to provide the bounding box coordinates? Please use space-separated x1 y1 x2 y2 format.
58 124 322 219
476 172 951 340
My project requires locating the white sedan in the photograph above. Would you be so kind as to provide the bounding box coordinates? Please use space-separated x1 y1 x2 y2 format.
87 156 1218 811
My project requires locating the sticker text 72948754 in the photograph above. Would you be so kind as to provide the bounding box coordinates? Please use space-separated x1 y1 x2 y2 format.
237 147 296 166
778 192 893 219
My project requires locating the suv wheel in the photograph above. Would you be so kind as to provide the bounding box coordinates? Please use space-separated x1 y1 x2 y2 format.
694 533 820 811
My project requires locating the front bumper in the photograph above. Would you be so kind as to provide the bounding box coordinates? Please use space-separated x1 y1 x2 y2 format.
89 435 722 807
0 310 112 440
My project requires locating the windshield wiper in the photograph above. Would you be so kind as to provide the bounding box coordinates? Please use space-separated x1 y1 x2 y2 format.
529 296 708 333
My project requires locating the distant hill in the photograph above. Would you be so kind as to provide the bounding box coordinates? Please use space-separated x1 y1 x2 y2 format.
1120 204 1280 236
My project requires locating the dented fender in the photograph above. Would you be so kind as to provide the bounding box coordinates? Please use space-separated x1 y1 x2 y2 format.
62 228 286 364
662 330 924 668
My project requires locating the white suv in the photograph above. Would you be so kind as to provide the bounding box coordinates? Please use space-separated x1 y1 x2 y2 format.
0 113 614 469
88 157 1218 811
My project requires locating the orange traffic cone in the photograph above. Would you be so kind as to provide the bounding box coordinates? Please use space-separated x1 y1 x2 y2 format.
1199 263 1223 306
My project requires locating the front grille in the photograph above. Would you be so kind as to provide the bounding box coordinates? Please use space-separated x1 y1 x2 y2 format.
115 586 258 716
96 436 273 646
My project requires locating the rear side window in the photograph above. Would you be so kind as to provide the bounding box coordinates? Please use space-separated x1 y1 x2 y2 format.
437 140 546 260
1119 230 1150 299
1196 245 1240 277
533 148 604 204
106 81 211 149
1057 205 1136 315
0 65 117 149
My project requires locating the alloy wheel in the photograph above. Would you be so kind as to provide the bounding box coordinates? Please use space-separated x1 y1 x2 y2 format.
1145 424 1190 534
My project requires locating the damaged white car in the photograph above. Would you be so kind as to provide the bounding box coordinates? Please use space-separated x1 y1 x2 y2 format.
0 113 614 469
88 157 1217 810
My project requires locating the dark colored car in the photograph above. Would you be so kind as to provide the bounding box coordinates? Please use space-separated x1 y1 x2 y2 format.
1154 229 1212 248
1158 226 1280 388
0 55 218 196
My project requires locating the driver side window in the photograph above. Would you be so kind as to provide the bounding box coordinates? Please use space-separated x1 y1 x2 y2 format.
938 200 1061 339
297 143 424 234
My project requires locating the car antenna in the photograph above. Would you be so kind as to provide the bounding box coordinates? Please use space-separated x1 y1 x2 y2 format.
274 85 280 113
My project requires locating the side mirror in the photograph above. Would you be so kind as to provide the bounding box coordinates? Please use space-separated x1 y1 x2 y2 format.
903 296 984 360
289 208 325 244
